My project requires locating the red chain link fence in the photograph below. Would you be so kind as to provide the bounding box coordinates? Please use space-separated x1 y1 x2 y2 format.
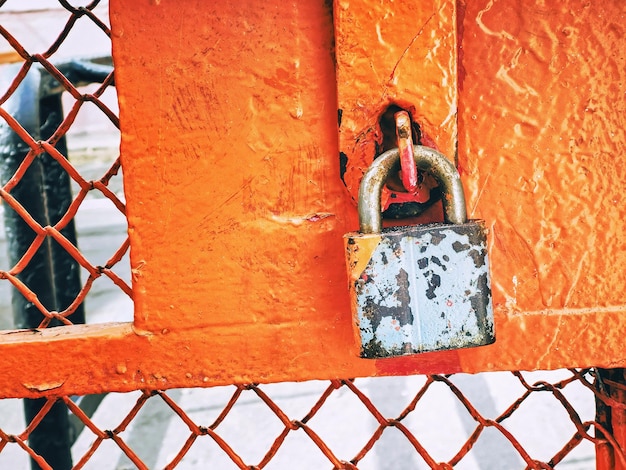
0 2 625 469
0 370 624 468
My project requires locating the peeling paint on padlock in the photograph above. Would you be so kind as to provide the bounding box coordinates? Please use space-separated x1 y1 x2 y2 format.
344 146 495 358
347 223 493 358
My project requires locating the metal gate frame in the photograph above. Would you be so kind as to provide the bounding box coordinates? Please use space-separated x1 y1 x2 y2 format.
0 1 625 468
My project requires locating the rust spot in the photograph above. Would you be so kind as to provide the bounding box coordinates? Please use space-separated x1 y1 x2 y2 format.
429 231 446 246
452 240 470 252
430 256 447 271
425 272 441 299
468 248 485 267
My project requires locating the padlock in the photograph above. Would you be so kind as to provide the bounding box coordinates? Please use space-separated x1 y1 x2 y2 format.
344 146 495 358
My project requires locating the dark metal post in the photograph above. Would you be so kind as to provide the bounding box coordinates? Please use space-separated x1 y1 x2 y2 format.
39 90 86 324
0 64 81 470
596 368 626 470
1 58 113 469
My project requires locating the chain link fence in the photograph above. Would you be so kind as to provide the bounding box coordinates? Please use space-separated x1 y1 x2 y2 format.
1 370 624 468
0 1 624 468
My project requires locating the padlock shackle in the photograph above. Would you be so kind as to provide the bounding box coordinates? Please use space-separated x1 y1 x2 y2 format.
358 145 468 234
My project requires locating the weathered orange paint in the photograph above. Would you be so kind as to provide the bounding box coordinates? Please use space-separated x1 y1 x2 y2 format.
0 0 624 399
115 0 377 379
375 0 626 377
335 0 458 211
120 3 356 324
454 0 626 373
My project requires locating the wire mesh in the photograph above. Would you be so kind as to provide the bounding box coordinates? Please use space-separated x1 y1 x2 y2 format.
0 0 129 329
0 1 625 469
0 370 623 468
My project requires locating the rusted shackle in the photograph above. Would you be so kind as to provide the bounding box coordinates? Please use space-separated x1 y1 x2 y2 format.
344 146 494 358
358 146 467 233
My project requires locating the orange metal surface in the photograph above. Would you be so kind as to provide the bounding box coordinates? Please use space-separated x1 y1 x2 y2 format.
455 0 626 369
0 0 624 398
335 0 457 212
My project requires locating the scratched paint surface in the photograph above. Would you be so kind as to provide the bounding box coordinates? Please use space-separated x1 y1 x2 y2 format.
346 222 494 358
113 1 356 334
335 0 458 214
1 0 626 399
107 0 626 385
458 0 626 312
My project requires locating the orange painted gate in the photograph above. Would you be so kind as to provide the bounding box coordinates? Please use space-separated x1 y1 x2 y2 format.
0 0 625 468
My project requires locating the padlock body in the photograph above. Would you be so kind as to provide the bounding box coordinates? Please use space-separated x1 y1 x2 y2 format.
344 221 495 358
